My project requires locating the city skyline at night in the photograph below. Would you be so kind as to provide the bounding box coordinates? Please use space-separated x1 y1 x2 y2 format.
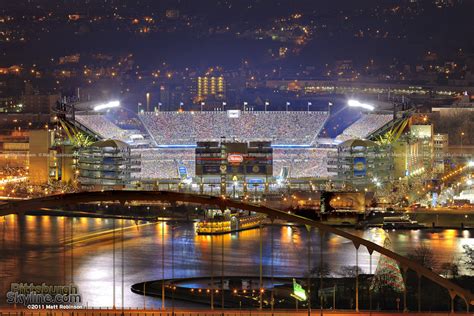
0 1 473 315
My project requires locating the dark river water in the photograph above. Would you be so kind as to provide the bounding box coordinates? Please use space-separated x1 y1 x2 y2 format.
0 215 472 309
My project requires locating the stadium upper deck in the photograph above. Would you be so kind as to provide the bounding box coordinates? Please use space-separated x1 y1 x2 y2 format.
335 113 393 142
138 111 329 146
76 114 133 142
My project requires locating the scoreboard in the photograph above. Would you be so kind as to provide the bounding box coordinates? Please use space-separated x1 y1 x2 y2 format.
195 141 273 178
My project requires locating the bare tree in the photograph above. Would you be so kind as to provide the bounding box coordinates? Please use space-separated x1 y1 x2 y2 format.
463 245 474 271
310 262 331 278
338 265 362 278
408 243 437 270
440 261 459 279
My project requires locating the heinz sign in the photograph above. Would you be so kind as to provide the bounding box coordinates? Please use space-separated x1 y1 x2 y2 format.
227 154 244 163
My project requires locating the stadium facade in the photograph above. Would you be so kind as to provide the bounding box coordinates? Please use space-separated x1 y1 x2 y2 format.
327 139 393 190
66 107 408 192
77 139 141 190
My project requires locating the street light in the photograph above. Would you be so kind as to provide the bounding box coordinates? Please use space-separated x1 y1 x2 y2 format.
347 99 374 111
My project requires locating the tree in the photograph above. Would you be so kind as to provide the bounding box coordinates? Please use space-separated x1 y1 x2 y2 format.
310 262 331 278
408 243 437 270
338 265 362 278
440 261 459 279
463 245 474 271
370 237 405 293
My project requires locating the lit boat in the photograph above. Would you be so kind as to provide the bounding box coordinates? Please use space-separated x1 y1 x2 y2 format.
382 215 425 229
196 213 266 235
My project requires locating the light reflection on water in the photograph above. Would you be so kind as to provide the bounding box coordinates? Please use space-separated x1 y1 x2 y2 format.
0 215 472 309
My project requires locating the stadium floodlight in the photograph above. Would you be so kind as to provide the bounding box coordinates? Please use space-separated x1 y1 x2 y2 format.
347 99 374 111
94 100 120 111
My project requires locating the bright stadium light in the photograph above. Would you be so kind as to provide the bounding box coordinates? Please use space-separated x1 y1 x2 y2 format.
94 100 120 111
347 99 374 111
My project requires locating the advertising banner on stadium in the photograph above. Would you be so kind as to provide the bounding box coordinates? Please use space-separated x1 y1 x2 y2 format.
178 165 188 180
353 157 367 177
246 165 267 174
227 154 244 164
228 165 245 174
202 165 221 174
227 110 241 118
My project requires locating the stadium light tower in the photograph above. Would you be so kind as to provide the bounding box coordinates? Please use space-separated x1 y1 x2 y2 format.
146 92 150 112
347 99 374 111
94 100 120 112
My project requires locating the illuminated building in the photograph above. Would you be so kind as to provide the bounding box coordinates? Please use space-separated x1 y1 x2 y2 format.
392 124 434 179
196 76 225 103
0 130 29 169
433 133 448 174
327 139 393 189
29 129 54 185
77 139 141 190
20 92 60 114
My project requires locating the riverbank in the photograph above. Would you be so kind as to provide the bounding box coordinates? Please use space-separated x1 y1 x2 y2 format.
132 275 474 312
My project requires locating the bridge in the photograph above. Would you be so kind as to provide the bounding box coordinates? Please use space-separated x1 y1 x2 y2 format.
0 190 472 312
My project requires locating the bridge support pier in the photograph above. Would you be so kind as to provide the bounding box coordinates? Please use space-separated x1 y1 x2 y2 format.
449 291 455 314
319 230 325 314
171 223 175 315
70 217 74 284
210 222 214 310
121 218 124 313
353 243 360 312
270 218 275 315
417 273 422 312
161 221 165 310
402 266 408 312
259 224 263 310
305 225 312 316
368 248 374 312
221 230 224 311
113 219 116 309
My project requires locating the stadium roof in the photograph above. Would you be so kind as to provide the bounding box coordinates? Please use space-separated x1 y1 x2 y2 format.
91 139 129 150
339 139 377 149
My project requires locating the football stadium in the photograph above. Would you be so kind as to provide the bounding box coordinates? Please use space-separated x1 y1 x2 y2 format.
59 100 397 193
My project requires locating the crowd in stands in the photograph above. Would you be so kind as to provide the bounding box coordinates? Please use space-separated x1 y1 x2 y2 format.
273 148 335 178
133 148 195 179
76 114 133 142
335 114 393 141
75 111 393 181
133 147 335 179
138 111 329 145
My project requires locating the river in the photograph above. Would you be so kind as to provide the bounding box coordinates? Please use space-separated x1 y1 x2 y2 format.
0 215 472 309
